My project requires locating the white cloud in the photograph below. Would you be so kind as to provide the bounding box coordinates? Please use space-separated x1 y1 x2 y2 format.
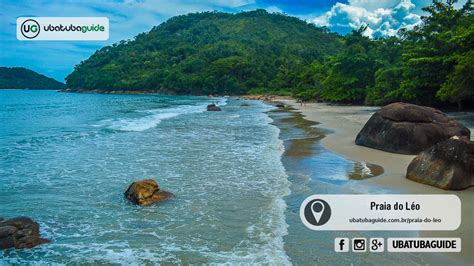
311 0 422 37
265 6 284 14
208 0 255 8
348 0 400 11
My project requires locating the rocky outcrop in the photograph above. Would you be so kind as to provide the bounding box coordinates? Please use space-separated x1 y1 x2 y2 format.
207 104 221 111
406 137 474 190
0 217 49 250
355 102 470 154
240 95 276 101
125 179 173 206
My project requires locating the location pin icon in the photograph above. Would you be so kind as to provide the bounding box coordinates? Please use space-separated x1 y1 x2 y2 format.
311 200 325 224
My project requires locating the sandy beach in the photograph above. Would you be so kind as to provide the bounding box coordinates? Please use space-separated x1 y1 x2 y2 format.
279 99 474 264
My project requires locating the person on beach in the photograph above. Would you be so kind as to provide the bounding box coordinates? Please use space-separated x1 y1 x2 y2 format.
297 99 306 106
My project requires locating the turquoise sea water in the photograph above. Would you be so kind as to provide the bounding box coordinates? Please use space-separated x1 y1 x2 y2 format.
0 90 289 264
0 91 466 265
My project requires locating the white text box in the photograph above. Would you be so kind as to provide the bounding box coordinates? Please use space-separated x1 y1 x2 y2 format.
17 17 109 41
388 238 461 252
300 195 461 231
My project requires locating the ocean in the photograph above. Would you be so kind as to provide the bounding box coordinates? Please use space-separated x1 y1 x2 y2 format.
0 90 461 265
0 90 289 264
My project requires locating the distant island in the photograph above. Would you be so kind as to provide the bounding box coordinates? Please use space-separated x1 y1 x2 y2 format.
65 2 472 109
0 67 65 90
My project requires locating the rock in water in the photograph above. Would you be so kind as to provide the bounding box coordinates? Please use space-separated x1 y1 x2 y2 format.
125 179 173 206
0 217 49 250
406 138 474 190
207 104 221 111
355 102 470 154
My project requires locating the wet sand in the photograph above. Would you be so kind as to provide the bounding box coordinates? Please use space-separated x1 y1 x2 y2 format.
277 99 474 264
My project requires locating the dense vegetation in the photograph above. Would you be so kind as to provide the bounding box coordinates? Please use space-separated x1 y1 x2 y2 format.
0 67 65 90
66 1 473 109
66 10 341 95
306 0 473 109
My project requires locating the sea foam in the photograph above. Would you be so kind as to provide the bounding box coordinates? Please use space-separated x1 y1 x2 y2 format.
100 98 227 132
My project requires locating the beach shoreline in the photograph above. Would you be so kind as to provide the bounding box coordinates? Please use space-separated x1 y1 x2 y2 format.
273 98 474 264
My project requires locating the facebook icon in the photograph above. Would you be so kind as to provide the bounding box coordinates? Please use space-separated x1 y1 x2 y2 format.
335 238 349 252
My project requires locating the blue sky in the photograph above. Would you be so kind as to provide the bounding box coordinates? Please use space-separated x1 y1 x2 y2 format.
0 0 463 82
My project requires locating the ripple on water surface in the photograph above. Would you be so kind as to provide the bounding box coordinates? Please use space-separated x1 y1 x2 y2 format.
0 91 290 264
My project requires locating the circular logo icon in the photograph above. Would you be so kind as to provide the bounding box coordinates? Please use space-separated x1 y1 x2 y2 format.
300 197 331 228
21 19 40 39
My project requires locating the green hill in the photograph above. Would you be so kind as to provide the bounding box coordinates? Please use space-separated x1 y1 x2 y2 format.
65 10 342 95
0 67 65 90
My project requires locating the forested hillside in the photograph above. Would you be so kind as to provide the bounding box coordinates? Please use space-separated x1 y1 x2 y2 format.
66 1 473 109
0 67 65 90
66 10 342 95
303 0 473 109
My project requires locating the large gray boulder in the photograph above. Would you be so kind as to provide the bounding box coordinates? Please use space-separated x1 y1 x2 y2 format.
406 138 474 190
355 102 470 154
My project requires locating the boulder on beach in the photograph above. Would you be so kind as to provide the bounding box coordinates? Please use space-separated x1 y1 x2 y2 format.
406 137 474 190
355 102 470 154
125 179 173 206
0 217 49 250
207 104 221 111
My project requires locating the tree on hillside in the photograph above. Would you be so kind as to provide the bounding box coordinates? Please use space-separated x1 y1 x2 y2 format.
397 0 473 108
316 26 384 103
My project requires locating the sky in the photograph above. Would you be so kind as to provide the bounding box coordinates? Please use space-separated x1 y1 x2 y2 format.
0 0 464 82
